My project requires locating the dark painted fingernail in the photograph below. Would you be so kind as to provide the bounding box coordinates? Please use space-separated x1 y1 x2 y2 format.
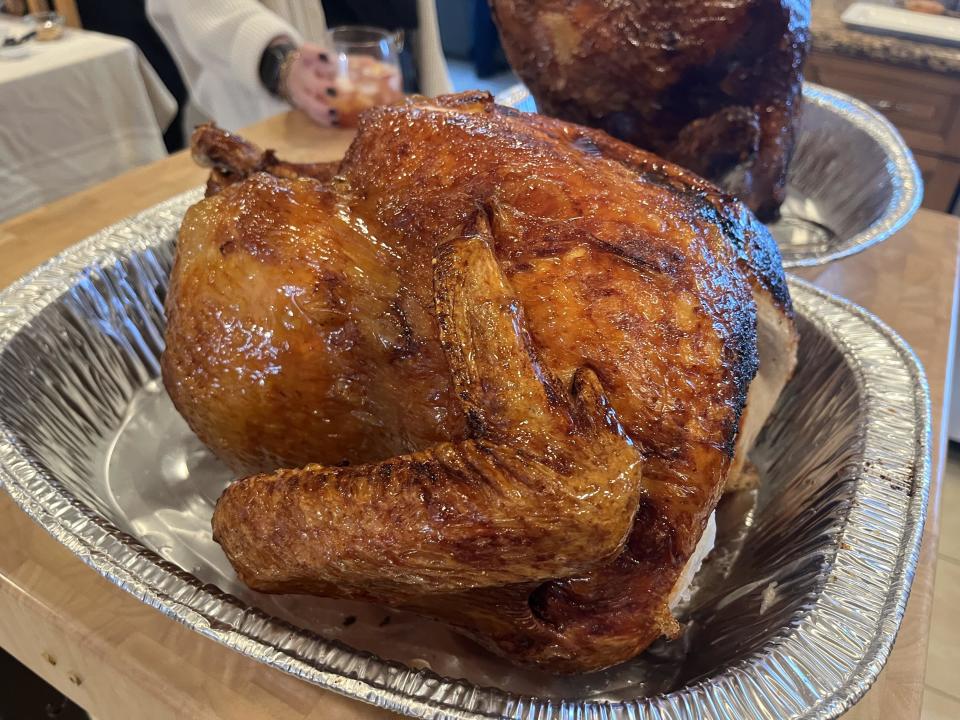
329 108 338 116
325 86 337 97
318 52 329 62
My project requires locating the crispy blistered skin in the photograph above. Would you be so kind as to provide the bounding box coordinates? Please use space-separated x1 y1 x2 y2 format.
164 92 796 672
489 0 811 221
213 221 647 597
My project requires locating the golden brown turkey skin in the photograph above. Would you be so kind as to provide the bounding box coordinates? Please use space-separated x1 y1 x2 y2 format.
163 93 793 672
163 175 464 471
490 0 811 221
214 223 649 598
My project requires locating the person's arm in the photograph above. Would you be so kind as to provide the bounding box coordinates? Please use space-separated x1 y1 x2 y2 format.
147 0 338 126
263 39 339 126
147 0 298 94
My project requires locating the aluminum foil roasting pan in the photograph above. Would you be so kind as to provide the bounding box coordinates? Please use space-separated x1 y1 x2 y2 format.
0 190 931 719
496 83 923 269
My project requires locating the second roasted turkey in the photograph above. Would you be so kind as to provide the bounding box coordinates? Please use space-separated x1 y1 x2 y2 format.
490 0 812 221
162 92 798 673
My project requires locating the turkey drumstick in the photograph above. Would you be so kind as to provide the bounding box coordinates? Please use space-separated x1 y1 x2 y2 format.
191 122 339 196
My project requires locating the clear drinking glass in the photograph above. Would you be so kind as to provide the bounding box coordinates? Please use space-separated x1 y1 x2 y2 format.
328 26 404 128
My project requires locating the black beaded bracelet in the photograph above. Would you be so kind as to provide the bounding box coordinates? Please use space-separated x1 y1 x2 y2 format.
259 41 298 98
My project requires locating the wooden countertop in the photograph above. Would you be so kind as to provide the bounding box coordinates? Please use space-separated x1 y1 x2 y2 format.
0 111 957 720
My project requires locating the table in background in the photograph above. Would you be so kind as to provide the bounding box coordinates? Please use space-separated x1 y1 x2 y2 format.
0 16 176 222
0 111 956 720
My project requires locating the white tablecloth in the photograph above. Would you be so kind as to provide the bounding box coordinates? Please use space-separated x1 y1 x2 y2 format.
0 19 177 222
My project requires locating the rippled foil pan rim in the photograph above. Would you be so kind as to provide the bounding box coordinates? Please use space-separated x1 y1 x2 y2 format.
0 190 931 719
495 82 923 269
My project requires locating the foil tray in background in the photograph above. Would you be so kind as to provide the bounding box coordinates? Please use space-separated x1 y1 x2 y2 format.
495 82 923 269
0 191 931 719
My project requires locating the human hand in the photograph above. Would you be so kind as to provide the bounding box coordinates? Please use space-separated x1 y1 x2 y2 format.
283 42 339 127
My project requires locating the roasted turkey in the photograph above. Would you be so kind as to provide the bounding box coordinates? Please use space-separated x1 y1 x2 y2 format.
490 0 812 220
162 92 798 673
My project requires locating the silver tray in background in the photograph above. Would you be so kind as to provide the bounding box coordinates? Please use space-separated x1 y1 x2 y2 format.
0 191 931 719
495 82 923 268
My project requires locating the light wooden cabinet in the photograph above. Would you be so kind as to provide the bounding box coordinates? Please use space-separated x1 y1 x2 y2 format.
806 51 960 212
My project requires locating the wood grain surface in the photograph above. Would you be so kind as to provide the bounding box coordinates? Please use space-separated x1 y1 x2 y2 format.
0 110 956 720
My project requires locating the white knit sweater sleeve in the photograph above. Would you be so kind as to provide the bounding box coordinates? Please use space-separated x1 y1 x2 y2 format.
147 0 303 127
